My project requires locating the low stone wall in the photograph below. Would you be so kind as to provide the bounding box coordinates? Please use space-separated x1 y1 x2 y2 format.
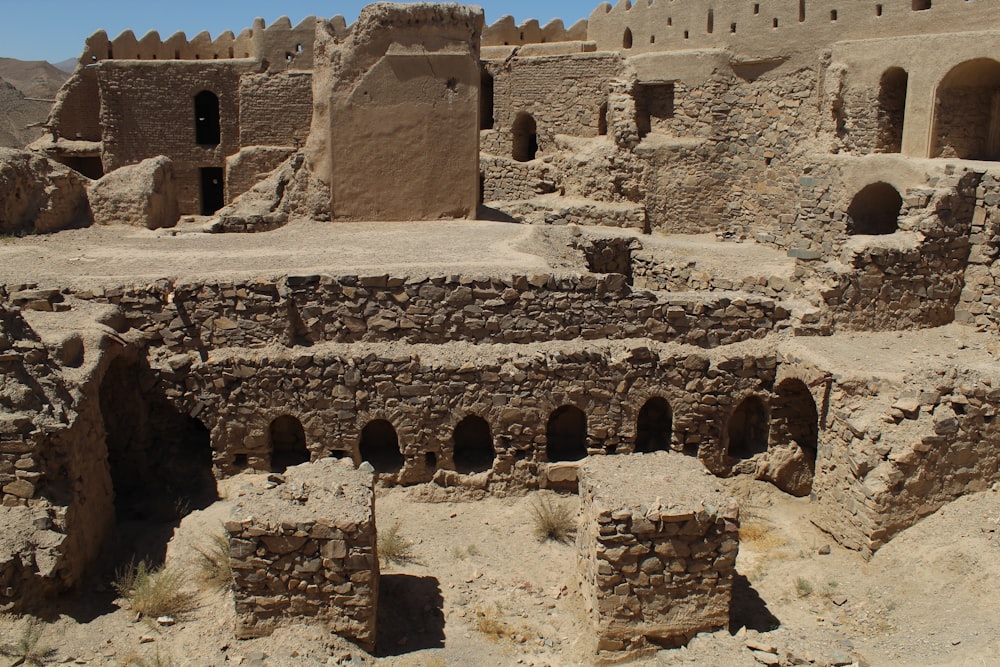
74 274 791 354
632 252 794 299
956 170 1000 328
480 154 558 202
577 453 739 655
227 458 378 649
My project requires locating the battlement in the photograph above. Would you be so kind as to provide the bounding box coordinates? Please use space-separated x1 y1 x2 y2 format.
75 15 336 68
587 0 1000 59
482 15 588 46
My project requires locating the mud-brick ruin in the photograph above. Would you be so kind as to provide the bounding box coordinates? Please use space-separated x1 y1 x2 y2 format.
4 0 1000 657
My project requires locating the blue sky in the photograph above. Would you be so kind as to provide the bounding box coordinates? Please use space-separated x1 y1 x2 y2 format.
0 1 602 63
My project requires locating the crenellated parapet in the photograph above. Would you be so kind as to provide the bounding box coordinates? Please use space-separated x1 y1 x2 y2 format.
587 0 1000 61
482 15 588 46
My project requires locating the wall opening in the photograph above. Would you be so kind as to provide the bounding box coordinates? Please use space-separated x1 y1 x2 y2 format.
635 83 675 138
635 397 673 453
847 182 902 235
200 167 225 215
707 9 714 33
598 102 608 136
912 0 931 10
512 112 538 162
546 405 588 462
770 379 819 497
933 58 1000 160
453 415 495 473
623 28 633 49
480 69 495 130
799 0 806 22
194 90 220 146
269 415 309 473
360 419 404 474
727 396 770 460
877 67 908 153
99 355 218 565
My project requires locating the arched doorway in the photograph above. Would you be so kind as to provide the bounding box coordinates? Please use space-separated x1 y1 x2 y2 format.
877 67 908 153
453 415 495 473
769 379 819 497
847 182 902 235
269 415 309 472
933 58 1000 160
726 396 769 460
194 90 220 146
359 419 404 474
635 397 672 453
546 406 587 462
512 112 538 162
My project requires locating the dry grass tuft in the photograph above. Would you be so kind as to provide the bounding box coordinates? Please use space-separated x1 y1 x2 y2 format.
473 604 516 641
528 494 576 544
0 617 55 666
195 533 233 591
378 521 416 566
113 560 199 619
739 519 787 551
119 649 176 667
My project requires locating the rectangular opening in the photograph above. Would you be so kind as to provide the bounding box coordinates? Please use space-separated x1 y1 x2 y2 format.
200 167 225 215
635 83 675 138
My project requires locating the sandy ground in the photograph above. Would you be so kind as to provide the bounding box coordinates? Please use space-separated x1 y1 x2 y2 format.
3 474 999 667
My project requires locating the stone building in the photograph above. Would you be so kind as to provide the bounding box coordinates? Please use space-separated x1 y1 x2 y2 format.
4 0 1000 656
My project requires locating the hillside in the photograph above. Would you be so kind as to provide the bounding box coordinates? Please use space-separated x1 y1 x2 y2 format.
0 57 69 148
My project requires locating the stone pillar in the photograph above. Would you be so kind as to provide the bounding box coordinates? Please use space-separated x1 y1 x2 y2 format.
577 452 739 656
227 458 378 650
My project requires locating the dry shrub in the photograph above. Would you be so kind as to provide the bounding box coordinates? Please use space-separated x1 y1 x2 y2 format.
113 560 198 619
378 521 416 566
739 519 787 551
119 650 176 667
196 533 232 591
529 494 576 544
473 604 515 641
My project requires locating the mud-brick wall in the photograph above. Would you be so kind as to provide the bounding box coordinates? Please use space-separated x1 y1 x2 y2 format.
487 52 623 154
97 61 254 213
228 459 377 649
79 273 791 355
157 342 776 489
238 71 313 148
577 454 739 654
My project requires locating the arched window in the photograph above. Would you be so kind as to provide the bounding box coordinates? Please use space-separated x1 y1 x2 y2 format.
623 28 633 49
727 396 769 460
194 90 221 146
635 397 672 453
847 182 902 235
933 58 1000 160
546 405 587 462
512 112 538 162
878 68 908 153
270 415 309 472
453 415 495 473
359 419 404 474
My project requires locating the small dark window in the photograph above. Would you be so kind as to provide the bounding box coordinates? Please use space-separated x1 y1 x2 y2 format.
753 3 760 15
684 30 689 39
707 9 714 33
799 0 807 22
623 28 633 49
598 102 608 136
830 10 838 20
480 70 495 130
876 4 883 16
912 0 931 10
773 17 779 28
194 90 221 146
731 22 738 33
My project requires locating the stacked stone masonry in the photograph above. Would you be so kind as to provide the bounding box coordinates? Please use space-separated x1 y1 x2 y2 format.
577 453 739 654
227 458 378 649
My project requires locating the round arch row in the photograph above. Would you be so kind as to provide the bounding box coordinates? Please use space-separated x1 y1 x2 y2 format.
251 379 821 496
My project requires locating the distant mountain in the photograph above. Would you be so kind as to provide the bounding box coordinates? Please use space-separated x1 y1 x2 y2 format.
54 58 78 74
0 59 69 148
0 57 69 100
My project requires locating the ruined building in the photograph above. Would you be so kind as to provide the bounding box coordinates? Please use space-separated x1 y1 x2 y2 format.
4 0 1000 656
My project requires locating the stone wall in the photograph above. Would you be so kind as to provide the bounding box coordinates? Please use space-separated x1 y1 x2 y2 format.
577 453 739 654
76 273 789 356
227 458 377 649
956 171 1000 327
